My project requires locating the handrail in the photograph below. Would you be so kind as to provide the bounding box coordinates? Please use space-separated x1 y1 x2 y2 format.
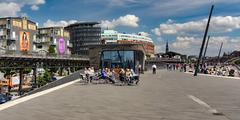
146 58 182 61
0 52 89 60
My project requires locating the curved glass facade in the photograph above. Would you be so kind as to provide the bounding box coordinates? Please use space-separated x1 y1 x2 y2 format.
101 51 135 69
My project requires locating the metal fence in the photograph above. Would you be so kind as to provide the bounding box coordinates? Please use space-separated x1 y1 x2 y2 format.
0 51 89 60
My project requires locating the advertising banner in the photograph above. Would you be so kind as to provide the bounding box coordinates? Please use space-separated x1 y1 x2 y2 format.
58 38 65 55
19 31 30 51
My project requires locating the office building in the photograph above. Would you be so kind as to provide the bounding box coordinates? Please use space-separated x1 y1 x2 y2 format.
89 44 145 70
65 22 101 55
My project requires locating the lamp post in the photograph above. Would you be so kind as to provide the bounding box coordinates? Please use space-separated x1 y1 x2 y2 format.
217 42 223 64
194 5 214 76
202 35 210 65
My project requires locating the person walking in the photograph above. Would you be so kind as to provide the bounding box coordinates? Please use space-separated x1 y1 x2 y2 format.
152 64 157 74
138 64 142 75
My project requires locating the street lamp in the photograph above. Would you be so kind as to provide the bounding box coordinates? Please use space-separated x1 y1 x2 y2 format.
194 5 214 76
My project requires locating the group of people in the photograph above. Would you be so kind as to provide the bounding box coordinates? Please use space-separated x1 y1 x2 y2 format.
198 65 239 77
166 63 187 72
83 67 140 85
187 63 240 77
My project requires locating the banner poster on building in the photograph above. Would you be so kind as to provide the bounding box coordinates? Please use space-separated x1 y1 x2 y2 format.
19 31 30 51
58 38 65 55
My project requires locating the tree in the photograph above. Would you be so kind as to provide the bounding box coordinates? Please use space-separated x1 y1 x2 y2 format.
23 67 32 74
48 45 56 55
49 68 58 74
235 60 240 65
37 70 51 87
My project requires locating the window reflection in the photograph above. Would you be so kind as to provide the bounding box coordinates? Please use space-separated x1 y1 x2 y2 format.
102 51 134 69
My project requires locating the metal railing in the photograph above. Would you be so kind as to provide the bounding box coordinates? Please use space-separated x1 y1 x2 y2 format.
0 51 89 61
146 57 182 61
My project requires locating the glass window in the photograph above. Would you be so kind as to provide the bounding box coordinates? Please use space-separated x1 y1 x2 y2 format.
102 51 134 69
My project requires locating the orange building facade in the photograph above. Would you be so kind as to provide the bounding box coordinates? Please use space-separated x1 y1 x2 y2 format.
117 40 155 55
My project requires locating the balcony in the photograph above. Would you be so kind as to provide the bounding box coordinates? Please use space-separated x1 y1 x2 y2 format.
67 41 73 47
6 35 18 41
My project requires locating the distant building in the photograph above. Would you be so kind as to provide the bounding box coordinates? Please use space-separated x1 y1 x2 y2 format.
188 55 198 61
37 27 72 55
229 50 240 57
165 40 169 53
156 51 186 60
101 30 155 57
65 22 101 55
155 41 186 60
0 17 37 53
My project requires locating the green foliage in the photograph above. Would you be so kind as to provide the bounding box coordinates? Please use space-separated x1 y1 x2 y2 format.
23 67 32 74
146 54 151 58
37 70 51 87
235 60 240 65
49 68 58 73
0 68 15 78
43 70 51 82
48 45 56 54
37 76 48 87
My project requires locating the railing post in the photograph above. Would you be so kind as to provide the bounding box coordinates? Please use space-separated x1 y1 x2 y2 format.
194 5 214 76
18 68 23 96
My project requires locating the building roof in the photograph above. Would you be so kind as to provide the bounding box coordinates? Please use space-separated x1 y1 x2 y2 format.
101 30 153 43
88 43 142 47
38 26 64 30
65 22 100 28
0 17 36 24
88 43 146 53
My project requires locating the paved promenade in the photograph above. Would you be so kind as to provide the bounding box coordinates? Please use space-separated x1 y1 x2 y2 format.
0 70 240 120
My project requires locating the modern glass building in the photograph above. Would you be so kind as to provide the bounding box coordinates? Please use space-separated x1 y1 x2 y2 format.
101 51 135 69
89 44 145 71
65 22 101 55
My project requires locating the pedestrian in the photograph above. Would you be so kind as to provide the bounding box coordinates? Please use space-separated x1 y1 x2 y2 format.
152 64 157 74
119 68 126 83
183 63 187 72
84 67 90 82
88 67 95 83
138 64 142 74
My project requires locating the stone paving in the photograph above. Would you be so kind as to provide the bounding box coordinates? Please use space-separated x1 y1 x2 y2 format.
0 70 240 120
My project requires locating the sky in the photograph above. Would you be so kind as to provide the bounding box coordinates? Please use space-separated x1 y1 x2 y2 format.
1 0 240 56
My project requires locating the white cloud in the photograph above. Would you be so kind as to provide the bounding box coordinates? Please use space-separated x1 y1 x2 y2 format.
105 0 138 6
86 0 141 7
169 36 240 56
25 0 45 10
31 5 39 10
166 19 174 24
0 0 45 16
152 16 240 36
151 28 161 36
43 19 78 27
147 0 240 16
101 14 139 28
172 36 201 49
3 0 46 6
0 2 21 16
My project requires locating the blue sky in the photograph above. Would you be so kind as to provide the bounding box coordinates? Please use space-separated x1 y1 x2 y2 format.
1 0 240 56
